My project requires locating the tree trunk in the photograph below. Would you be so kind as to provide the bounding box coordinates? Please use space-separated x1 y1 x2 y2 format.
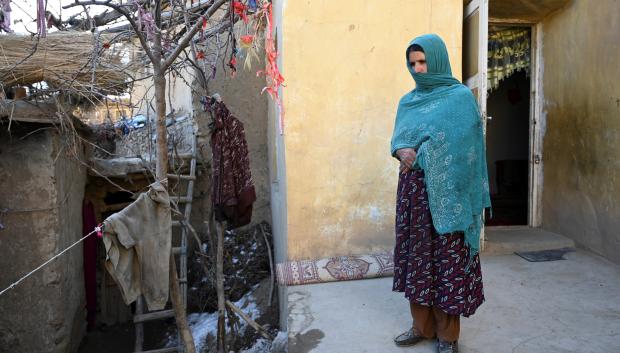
153 44 196 351
170 254 196 353
153 70 168 182
216 221 227 352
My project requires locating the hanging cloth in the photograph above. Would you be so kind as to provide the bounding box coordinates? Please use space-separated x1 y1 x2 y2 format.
487 28 531 91
210 100 256 229
102 182 171 311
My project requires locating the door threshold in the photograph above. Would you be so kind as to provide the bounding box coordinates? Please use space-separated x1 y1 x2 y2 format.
486 225 534 231
483 227 575 256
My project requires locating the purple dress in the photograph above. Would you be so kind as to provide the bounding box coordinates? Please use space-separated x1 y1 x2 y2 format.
392 169 484 317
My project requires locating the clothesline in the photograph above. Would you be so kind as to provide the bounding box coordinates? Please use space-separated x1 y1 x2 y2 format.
0 224 103 297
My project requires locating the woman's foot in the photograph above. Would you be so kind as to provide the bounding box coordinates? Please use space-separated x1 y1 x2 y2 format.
437 339 458 353
394 328 425 347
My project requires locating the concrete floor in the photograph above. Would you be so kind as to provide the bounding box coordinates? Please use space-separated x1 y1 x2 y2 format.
484 227 576 256
287 250 620 353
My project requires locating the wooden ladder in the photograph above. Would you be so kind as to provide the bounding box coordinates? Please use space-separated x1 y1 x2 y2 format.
133 130 198 353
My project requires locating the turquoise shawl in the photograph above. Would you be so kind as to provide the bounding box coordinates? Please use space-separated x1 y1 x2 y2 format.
391 34 491 260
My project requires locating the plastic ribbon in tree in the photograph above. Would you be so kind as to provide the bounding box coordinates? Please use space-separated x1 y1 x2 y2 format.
0 0 13 33
257 2 285 133
37 0 46 37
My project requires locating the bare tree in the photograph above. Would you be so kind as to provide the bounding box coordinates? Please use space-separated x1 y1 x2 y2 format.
64 0 229 179
60 1 235 351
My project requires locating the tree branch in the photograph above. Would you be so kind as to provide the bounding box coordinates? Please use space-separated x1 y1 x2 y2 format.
67 7 120 29
161 0 228 71
63 0 157 65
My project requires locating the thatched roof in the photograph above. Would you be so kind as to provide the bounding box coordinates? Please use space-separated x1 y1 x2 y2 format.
0 32 139 96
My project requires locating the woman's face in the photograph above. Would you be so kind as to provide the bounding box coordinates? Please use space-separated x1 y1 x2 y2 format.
408 51 427 74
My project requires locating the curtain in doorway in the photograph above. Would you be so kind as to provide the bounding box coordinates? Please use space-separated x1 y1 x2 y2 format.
488 28 531 91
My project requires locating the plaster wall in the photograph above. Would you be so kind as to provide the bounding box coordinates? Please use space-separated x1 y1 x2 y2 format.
541 0 620 263
132 66 195 118
279 0 464 260
0 126 87 353
53 132 89 352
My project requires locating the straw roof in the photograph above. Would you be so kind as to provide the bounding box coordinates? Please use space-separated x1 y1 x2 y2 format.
0 32 139 96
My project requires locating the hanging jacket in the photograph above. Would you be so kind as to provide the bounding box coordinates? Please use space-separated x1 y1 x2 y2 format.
102 181 171 311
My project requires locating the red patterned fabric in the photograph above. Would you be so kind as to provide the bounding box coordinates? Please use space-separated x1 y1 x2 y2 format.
210 102 256 228
393 169 485 317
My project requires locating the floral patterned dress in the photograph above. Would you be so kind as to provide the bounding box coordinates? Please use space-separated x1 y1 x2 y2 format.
393 169 485 317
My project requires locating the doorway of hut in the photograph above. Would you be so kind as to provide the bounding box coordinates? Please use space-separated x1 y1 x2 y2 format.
485 26 532 226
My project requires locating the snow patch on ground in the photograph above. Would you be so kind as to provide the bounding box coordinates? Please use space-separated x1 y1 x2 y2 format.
240 338 271 353
240 331 288 353
165 288 261 352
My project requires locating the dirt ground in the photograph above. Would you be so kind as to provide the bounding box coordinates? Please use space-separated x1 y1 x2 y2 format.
78 320 171 353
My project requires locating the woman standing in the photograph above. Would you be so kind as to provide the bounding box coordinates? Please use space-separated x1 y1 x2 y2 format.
391 34 491 353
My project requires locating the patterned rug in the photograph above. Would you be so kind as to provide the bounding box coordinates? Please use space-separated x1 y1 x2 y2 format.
276 251 394 286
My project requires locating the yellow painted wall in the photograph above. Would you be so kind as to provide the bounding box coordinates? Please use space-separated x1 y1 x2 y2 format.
541 0 620 264
280 0 463 260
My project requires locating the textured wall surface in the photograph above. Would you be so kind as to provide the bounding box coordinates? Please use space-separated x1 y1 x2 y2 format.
278 0 463 260
197 44 272 226
0 126 87 353
541 0 620 263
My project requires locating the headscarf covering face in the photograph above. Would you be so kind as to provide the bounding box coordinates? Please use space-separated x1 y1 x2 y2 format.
391 34 491 264
407 34 460 90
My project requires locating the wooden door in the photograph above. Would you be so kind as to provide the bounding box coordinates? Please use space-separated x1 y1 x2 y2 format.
463 0 489 248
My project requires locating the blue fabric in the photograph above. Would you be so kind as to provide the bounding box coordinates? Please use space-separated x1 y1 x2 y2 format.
390 34 491 259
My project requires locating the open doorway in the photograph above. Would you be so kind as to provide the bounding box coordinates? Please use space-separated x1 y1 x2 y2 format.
484 26 532 226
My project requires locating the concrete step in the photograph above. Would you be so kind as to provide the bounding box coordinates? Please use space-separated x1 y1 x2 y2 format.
482 226 575 256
